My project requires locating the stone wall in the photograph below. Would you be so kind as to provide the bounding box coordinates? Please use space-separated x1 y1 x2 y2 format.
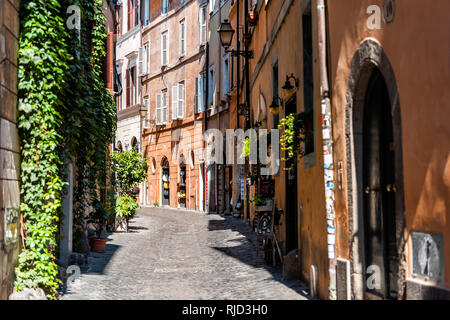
0 0 21 300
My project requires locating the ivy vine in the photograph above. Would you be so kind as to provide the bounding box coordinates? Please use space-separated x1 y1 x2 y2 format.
14 0 116 299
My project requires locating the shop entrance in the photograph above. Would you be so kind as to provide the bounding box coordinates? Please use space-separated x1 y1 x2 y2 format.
162 157 170 206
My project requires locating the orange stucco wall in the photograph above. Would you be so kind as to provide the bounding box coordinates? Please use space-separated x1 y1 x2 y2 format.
247 0 330 299
328 0 450 289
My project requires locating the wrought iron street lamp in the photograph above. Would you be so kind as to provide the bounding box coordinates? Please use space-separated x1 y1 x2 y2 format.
218 20 254 59
217 19 235 51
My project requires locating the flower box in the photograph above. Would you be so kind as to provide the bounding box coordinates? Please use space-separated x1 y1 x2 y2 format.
255 199 273 212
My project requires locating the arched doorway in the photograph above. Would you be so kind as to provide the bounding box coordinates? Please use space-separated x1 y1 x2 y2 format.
346 40 406 300
362 67 397 299
161 157 170 206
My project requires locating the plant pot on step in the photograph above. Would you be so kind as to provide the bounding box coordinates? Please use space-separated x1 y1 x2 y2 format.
91 238 107 253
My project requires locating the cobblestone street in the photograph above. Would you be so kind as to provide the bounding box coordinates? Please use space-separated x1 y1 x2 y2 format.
61 207 309 300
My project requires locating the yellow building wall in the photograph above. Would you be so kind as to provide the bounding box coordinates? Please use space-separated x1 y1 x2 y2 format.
248 0 330 299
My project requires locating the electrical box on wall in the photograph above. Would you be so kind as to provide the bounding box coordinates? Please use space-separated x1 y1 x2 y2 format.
411 231 444 284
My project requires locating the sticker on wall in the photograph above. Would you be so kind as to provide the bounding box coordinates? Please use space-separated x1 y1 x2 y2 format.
323 115 331 127
328 234 336 245
322 129 331 140
321 100 327 115
325 169 334 181
327 220 335 234
324 154 333 169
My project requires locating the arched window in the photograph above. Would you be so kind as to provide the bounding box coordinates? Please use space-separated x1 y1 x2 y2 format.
131 137 138 152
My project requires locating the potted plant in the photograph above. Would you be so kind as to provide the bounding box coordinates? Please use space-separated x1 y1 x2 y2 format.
111 149 148 232
88 200 109 253
115 194 139 232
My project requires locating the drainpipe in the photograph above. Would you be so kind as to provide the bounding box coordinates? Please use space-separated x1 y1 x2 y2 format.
317 0 337 300
205 42 210 213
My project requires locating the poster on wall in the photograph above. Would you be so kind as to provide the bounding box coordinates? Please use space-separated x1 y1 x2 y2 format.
4 207 19 246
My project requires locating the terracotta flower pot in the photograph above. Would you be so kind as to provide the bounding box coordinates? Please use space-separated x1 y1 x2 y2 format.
91 238 107 253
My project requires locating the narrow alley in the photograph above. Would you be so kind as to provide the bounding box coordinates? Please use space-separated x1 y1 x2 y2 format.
61 208 309 300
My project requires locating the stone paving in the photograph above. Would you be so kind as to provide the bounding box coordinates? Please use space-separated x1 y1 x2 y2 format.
61 207 310 300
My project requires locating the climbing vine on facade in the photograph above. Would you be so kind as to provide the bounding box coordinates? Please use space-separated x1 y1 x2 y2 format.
14 0 116 299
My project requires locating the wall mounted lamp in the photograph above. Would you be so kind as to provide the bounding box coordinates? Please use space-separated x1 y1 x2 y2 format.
269 96 283 115
282 74 300 99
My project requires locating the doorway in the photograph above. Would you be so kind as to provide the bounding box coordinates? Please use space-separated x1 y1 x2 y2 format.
162 157 170 206
285 96 299 254
362 68 398 299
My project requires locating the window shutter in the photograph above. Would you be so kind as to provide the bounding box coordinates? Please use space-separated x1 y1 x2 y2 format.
127 0 131 31
162 32 168 66
178 83 185 119
195 77 199 114
145 44 149 74
138 47 144 76
143 98 150 128
156 94 162 125
163 93 168 123
200 74 205 112
172 86 178 120
199 7 206 44
126 69 131 107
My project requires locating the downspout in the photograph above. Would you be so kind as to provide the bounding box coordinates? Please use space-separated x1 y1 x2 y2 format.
317 0 336 300
204 42 210 213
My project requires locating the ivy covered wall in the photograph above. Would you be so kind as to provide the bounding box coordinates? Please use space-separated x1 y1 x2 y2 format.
13 0 116 299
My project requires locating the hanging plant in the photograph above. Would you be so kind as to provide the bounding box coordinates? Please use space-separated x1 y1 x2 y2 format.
240 137 250 159
278 112 309 169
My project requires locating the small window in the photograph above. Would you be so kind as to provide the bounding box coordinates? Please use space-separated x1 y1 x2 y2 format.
143 0 150 26
222 54 230 98
199 6 207 45
162 0 169 14
179 19 186 57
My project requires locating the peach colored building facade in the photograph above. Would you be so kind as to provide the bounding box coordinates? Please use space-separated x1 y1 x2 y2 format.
140 0 208 210
326 0 450 299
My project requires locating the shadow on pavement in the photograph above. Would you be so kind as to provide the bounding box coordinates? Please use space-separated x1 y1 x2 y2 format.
208 215 310 299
